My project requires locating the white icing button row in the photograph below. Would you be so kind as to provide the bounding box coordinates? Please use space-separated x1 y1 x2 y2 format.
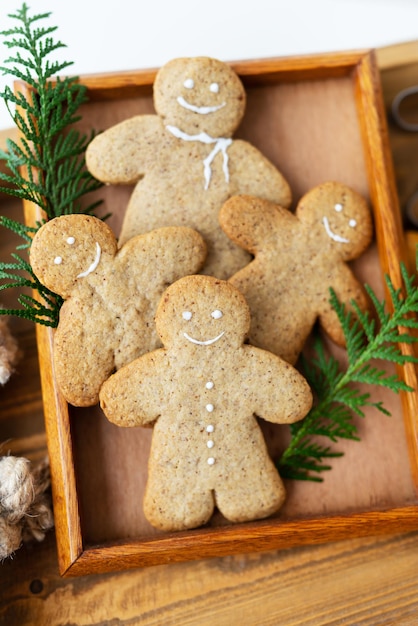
206 423 215 464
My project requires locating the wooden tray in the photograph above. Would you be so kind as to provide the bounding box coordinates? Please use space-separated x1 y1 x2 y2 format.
21 49 418 577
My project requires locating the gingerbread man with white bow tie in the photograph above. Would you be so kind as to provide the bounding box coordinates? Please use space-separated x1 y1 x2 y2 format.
86 56 291 279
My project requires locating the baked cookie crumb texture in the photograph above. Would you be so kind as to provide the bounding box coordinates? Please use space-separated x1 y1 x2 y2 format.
100 275 313 531
30 214 207 406
86 56 292 279
220 182 373 364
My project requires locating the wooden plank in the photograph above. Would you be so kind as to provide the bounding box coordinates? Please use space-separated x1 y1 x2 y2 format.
2 531 418 625
0 197 44 437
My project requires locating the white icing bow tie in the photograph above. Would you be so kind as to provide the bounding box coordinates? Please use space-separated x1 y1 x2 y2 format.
166 125 232 190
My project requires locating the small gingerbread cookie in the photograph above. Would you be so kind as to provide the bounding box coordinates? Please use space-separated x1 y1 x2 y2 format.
99 275 312 532
30 215 206 406
219 182 373 364
86 56 291 279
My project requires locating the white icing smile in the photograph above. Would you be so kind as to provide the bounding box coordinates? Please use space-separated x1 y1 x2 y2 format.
183 331 225 346
177 95 226 115
322 216 350 244
77 242 102 278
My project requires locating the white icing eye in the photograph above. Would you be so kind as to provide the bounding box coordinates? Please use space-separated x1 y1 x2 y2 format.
67 236 75 245
349 219 357 228
182 311 192 321
209 82 219 93
183 78 194 89
211 309 223 319
334 203 343 212
54 256 62 265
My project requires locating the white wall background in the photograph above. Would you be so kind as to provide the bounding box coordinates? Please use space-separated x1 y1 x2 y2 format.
0 0 418 129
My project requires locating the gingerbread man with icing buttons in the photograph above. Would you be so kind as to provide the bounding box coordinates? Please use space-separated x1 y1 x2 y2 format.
86 56 291 279
30 214 207 407
99 275 312 532
219 182 373 365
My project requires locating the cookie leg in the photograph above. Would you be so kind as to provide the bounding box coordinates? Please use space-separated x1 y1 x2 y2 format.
215 464 286 523
143 478 215 532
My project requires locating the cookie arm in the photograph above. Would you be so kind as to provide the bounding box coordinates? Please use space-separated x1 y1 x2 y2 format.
219 194 294 255
119 226 207 286
317 264 369 346
99 349 166 427
245 347 312 424
230 141 292 208
86 115 162 184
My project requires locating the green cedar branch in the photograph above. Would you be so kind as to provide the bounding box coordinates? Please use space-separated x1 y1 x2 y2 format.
0 3 103 326
278 263 418 481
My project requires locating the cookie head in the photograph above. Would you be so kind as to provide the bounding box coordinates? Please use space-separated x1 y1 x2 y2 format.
297 182 373 260
30 215 118 297
154 57 246 137
155 275 250 349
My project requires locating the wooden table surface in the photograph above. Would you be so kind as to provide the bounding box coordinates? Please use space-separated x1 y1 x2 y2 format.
2 42 418 625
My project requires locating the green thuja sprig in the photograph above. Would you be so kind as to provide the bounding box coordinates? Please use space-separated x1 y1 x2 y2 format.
0 214 62 325
0 3 102 214
278 262 418 481
0 3 103 325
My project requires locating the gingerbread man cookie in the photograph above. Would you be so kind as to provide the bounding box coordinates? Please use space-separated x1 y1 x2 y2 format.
219 183 373 364
100 275 312 531
86 56 291 279
30 215 206 406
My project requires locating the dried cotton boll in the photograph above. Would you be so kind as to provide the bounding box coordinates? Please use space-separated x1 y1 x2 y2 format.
0 314 20 385
0 516 22 560
0 456 34 523
0 455 54 559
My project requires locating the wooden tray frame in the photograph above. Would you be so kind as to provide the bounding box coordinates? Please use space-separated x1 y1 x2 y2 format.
21 49 418 577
